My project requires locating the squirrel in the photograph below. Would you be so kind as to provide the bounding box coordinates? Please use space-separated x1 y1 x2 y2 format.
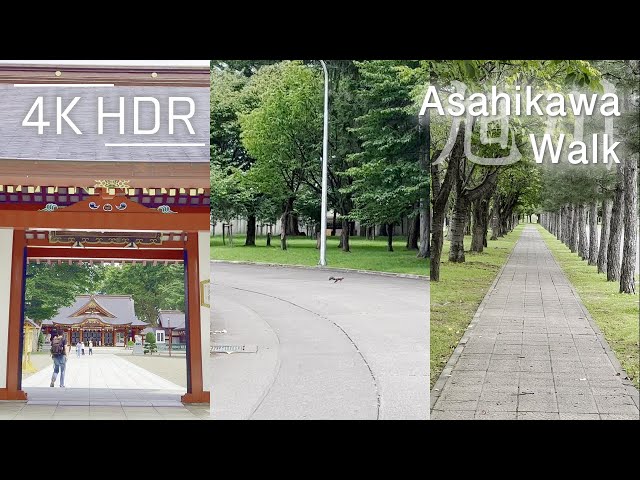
328 276 344 283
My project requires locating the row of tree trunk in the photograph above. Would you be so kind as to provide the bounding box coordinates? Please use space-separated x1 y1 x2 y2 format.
539 163 637 294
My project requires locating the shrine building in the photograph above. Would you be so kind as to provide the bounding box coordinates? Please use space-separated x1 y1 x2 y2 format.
40 294 148 347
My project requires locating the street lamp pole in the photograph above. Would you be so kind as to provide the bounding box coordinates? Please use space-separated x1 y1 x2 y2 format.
319 60 329 267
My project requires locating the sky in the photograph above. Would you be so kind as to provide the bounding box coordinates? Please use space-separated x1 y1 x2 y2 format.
0 60 209 67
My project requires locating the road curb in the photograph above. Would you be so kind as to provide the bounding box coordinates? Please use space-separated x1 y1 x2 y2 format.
210 259 429 281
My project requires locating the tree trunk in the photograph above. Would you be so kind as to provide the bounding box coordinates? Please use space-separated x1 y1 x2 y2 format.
470 198 489 253
379 223 387 237
229 224 233 247
558 209 563 241
430 125 465 281
280 211 288 251
340 217 351 253
245 214 256 246
597 198 612 274
417 101 430 260
222 224 226 246
483 200 490 247
587 202 598 265
464 209 472 236
620 160 638 294
607 166 624 281
284 197 300 236
315 223 321 249
431 211 445 281
387 223 394 252
570 204 579 253
418 197 429 258
560 206 567 245
578 204 588 260
407 213 419 250
331 210 337 236
449 195 469 263
490 195 500 241
289 212 301 236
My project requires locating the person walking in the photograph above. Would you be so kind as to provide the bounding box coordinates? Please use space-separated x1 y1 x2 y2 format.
88 340 93 356
81 341 85 355
50 329 68 388
76 341 81 357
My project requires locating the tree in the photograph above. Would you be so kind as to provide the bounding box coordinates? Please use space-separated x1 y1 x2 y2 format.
428 60 601 279
607 59 640 294
240 61 323 250
25 263 103 322
345 60 425 252
99 264 184 325
211 67 260 246
210 167 246 245
144 332 157 355
256 197 280 247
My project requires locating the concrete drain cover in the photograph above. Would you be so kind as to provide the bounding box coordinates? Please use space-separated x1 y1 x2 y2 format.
211 344 258 354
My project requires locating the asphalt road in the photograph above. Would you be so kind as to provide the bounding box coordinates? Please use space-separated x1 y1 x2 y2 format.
208 262 429 420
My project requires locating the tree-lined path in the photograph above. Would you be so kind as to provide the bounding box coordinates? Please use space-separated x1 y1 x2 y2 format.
431 225 639 420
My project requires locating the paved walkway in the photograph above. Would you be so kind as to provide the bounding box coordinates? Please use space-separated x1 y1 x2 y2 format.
431 225 640 420
23 353 185 393
210 263 428 420
0 353 210 420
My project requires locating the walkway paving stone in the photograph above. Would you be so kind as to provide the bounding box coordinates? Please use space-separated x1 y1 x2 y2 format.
0 353 210 420
431 225 639 420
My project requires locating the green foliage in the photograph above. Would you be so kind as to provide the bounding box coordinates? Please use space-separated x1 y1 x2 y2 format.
211 68 251 170
25 263 103 322
37 332 45 352
211 60 279 77
99 264 184 325
25 263 183 328
144 332 157 355
256 197 280 226
240 61 323 213
345 60 427 227
498 160 542 215
295 188 322 229
210 167 246 224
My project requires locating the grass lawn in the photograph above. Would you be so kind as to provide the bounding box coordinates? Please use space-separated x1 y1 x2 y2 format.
537 225 639 388
121 355 187 389
211 234 429 276
430 225 525 387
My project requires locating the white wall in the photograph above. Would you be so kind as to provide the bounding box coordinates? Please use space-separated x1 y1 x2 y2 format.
0 229 14 389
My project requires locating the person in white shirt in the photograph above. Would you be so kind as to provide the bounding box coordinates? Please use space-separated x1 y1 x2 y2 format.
89 340 93 355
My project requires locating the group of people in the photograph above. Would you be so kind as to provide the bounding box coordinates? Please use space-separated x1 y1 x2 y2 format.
75 340 93 357
48 329 96 388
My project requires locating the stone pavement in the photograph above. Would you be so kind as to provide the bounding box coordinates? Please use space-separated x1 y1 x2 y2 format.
431 225 640 420
0 353 210 419
0 401 210 420
23 353 185 394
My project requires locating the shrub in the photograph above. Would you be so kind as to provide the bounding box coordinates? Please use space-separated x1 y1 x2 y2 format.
144 332 157 355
